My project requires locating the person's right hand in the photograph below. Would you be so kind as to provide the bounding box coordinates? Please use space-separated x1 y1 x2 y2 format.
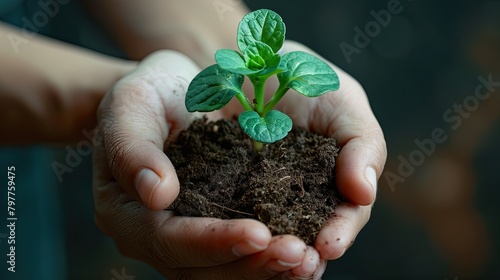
93 50 326 279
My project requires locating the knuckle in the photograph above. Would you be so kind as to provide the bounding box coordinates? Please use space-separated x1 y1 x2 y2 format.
366 125 388 173
106 132 130 180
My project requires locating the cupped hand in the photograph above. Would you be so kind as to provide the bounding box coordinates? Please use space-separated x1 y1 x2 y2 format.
271 41 387 261
93 50 324 279
220 40 387 263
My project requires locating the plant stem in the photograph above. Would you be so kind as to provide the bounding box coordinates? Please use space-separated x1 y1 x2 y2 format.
250 76 267 116
253 140 263 152
235 91 253 111
263 83 289 115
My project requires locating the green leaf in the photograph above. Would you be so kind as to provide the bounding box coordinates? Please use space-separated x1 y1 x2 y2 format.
237 9 286 53
185 64 244 112
277 51 340 97
238 110 292 143
244 41 281 72
216 44 281 76
215 49 257 75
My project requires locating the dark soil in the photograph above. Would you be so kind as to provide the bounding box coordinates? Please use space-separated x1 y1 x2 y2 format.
167 117 342 245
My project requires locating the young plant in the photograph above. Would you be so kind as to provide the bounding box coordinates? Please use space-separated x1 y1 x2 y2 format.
185 9 340 150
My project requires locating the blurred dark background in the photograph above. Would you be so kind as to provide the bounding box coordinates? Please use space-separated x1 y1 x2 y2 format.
1 0 499 279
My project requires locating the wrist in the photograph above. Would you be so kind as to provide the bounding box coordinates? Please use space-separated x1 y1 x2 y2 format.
58 57 137 143
0 23 138 144
0 53 137 144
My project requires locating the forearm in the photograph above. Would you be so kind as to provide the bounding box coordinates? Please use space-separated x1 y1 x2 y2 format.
83 0 249 68
0 23 137 144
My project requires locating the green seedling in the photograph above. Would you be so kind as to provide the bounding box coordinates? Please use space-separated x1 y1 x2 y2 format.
185 9 340 151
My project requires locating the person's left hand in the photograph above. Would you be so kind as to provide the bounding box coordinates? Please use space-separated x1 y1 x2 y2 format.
277 41 387 263
220 40 387 270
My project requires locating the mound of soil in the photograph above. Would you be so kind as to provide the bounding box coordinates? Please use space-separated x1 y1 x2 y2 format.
167 117 342 245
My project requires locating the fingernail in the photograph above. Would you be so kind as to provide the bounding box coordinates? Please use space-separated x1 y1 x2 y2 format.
365 167 377 192
277 260 302 267
135 168 161 206
232 240 267 257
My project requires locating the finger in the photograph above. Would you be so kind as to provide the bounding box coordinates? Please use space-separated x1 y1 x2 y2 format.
314 260 328 279
256 235 307 276
284 259 327 280
171 235 308 280
285 89 383 207
280 41 387 206
98 83 178 210
97 50 200 210
282 246 324 280
333 117 386 205
115 217 274 269
93 176 273 269
156 217 273 268
314 203 371 260
312 63 386 206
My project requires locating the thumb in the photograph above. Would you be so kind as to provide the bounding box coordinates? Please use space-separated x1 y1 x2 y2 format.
280 40 387 204
332 109 387 205
98 81 179 210
97 50 200 210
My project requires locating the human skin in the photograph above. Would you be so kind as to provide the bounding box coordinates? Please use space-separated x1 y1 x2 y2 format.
0 23 136 143
0 0 386 278
93 42 386 279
